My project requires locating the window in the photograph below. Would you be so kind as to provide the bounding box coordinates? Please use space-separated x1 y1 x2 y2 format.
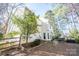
43 33 46 39
48 33 49 39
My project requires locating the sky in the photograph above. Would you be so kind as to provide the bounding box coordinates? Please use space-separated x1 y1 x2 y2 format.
25 3 56 17
15 3 56 23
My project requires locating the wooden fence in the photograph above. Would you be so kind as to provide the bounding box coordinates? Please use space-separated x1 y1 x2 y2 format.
0 37 20 51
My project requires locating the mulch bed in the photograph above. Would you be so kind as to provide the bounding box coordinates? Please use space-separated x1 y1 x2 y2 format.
0 41 79 56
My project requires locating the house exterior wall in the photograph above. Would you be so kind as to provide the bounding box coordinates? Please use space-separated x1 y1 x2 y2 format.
28 19 53 42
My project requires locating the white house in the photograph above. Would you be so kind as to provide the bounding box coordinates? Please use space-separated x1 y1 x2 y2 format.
28 17 53 42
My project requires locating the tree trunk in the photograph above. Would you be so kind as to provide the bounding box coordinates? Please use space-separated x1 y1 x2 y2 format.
26 34 28 45
19 34 22 48
25 32 29 47
71 10 78 33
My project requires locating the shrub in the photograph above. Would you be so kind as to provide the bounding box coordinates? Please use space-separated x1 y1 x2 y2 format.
66 40 76 43
69 28 79 43
4 31 20 38
29 39 41 47
51 34 61 41
74 35 79 43
0 33 3 40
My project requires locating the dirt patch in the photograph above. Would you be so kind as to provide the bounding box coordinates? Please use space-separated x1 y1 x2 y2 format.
1 41 79 56
28 50 63 56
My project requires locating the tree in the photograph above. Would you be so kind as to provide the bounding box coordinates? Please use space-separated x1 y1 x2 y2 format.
0 3 24 35
12 7 38 47
52 4 69 34
0 3 8 34
45 4 76 39
3 3 24 34
45 10 61 39
45 3 79 41
45 4 70 38
66 4 78 31
59 4 79 40
51 3 79 39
